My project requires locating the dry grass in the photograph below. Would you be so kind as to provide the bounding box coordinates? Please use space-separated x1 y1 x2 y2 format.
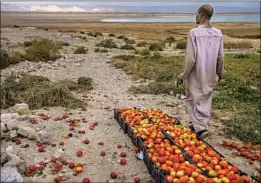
224 41 253 49
0 75 88 109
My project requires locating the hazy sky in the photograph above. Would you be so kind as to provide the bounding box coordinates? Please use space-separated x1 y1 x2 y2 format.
4 1 260 7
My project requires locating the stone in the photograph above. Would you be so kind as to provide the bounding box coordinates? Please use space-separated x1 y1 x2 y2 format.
17 126 36 140
220 117 232 122
1 113 12 124
9 130 18 139
4 146 22 168
35 130 51 144
0 167 23 183
13 103 30 115
1 152 8 165
53 149 65 161
180 94 186 100
6 119 20 131
11 113 21 121
17 160 27 174
1 123 7 133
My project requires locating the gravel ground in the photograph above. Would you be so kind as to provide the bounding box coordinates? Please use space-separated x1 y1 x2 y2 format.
1 27 259 182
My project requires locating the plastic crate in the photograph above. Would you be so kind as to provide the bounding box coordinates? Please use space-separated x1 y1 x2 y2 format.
137 137 146 155
118 117 128 133
127 125 138 146
157 171 166 183
113 108 119 121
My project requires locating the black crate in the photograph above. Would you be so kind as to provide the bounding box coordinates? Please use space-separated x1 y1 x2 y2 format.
137 137 146 155
113 108 119 121
118 117 128 133
127 125 138 146
157 171 166 183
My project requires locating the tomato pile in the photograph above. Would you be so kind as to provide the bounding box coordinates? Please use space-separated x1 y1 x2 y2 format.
117 108 253 183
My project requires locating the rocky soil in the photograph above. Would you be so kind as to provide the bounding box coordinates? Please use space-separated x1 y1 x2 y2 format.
1 27 259 182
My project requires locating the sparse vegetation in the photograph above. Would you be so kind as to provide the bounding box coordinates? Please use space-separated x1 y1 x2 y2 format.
117 35 126 39
59 41 70 46
138 48 151 56
94 48 108 53
152 52 162 59
124 38 136 44
96 39 118 48
109 33 116 37
23 41 32 47
0 50 25 69
149 43 163 51
14 25 19 28
87 32 103 37
111 53 260 143
80 31 85 34
137 41 148 47
121 44 135 50
77 77 93 90
224 41 252 49
58 29 76 33
233 53 251 59
0 75 87 109
24 39 61 62
74 46 88 54
176 41 187 49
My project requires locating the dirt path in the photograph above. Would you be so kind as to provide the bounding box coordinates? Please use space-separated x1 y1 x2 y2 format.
1 27 259 182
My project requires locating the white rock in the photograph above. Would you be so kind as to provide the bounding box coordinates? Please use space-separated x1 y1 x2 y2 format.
6 119 20 131
1 113 13 124
180 94 186 100
17 126 36 140
1 123 7 133
4 146 22 168
11 113 21 121
53 149 65 161
35 130 51 144
13 103 30 115
9 131 17 139
0 167 23 183
220 117 232 122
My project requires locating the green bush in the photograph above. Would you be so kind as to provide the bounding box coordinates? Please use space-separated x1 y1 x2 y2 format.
233 53 251 59
113 55 136 61
136 41 148 47
23 41 32 47
139 48 151 56
152 52 162 59
176 41 187 49
96 39 118 48
24 39 61 62
165 36 176 43
109 33 116 37
74 46 87 54
149 43 163 51
87 32 103 37
124 38 136 44
77 77 93 90
117 35 126 39
0 50 25 69
94 48 108 53
121 44 135 50
59 42 70 46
